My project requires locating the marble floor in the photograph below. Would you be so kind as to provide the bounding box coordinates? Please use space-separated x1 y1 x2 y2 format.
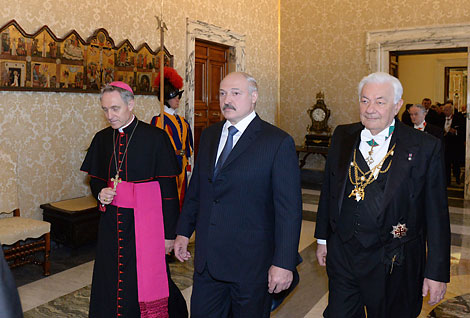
12 186 470 317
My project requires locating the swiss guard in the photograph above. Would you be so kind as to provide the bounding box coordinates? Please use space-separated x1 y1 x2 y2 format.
151 67 194 209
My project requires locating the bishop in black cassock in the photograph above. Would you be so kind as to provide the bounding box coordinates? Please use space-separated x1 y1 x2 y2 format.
81 82 187 318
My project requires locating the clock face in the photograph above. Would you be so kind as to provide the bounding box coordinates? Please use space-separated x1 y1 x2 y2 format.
312 108 326 121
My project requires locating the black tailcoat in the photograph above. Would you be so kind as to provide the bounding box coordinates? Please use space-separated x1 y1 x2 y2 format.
444 112 466 163
423 122 444 141
315 120 450 316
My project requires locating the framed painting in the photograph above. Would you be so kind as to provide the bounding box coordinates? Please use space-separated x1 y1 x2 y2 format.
445 66 467 111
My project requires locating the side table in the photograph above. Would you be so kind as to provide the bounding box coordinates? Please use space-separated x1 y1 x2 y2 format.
40 196 100 248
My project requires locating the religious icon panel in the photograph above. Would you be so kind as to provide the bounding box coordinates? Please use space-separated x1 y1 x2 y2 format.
0 20 173 95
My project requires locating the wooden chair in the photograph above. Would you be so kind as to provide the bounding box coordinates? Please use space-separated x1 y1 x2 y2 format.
0 150 51 276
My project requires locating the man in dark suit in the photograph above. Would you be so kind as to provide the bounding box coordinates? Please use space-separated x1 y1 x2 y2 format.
315 72 450 317
442 101 466 185
400 103 413 127
408 103 444 140
423 98 444 127
174 72 302 317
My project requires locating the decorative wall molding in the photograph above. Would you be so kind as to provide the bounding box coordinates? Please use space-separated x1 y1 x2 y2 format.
184 19 246 126
366 23 470 73
366 23 470 198
0 20 173 94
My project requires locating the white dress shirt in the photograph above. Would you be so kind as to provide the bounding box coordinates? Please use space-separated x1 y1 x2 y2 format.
359 119 395 177
444 116 452 133
215 111 256 166
414 121 426 131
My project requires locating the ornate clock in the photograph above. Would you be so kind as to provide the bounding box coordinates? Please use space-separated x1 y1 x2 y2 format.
305 92 331 146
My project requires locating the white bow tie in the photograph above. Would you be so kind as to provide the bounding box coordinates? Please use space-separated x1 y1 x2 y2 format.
361 129 387 146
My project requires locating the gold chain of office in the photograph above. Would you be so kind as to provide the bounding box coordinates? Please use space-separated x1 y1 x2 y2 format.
348 144 396 202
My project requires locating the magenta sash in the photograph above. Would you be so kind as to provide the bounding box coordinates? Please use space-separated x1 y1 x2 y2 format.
110 180 169 318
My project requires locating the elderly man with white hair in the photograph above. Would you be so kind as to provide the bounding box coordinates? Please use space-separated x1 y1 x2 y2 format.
315 72 450 317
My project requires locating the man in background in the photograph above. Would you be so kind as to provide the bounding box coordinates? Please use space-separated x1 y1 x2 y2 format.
442 101 466 185
400 103 413 126
423 97 444 127
409 103 443 140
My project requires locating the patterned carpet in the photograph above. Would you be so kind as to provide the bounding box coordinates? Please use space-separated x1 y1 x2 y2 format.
25 248 470 318
24 286 91 318
428 293 470 317
24 245 195 317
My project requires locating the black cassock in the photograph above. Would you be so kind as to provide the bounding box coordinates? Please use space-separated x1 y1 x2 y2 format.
81 117 187 318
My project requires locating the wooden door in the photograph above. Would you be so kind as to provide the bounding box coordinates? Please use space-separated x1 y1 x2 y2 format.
193 39 229 159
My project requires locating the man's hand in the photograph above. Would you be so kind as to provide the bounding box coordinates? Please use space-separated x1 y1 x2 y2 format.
268 265 293 293
422 278 447 305
174 235 191 262
165 239 174 254
316 243 327 266
99 187 116 205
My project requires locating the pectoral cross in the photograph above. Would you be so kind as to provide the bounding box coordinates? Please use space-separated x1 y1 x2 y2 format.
111 173 121 190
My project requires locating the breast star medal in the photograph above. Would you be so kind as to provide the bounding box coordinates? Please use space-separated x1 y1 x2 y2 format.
390 223 408 239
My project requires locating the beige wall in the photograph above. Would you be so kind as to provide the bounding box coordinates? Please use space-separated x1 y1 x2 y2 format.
280 0 470 146
0 0 280 219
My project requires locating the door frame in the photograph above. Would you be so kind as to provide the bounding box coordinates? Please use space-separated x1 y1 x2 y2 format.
185 19 246 132
366 23 470 199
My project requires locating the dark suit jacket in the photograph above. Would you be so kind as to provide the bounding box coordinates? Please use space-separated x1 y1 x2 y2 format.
423 122 444 140
315 120 450 283
177 115 302 283
426 108 445 128
0 248 22 318
400 111 412 127
444 112 466 163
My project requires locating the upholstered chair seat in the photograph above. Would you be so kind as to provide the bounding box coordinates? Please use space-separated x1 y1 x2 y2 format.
0 149 51 276
0 215 51 245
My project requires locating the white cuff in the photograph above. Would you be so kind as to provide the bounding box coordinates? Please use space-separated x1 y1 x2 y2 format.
97 192 104 206
317 239 327 245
